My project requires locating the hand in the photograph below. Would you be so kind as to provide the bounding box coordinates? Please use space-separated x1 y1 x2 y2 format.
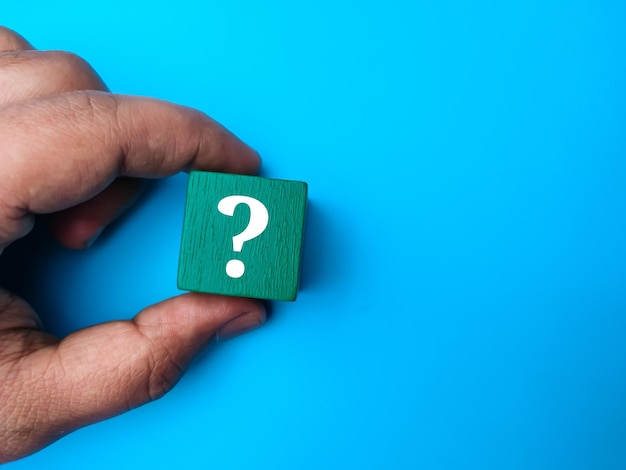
0 27 266 463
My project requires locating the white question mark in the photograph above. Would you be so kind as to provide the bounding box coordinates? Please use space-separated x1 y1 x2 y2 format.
217 195 269 278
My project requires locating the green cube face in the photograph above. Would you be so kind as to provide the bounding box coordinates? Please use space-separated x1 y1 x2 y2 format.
178 171 308 301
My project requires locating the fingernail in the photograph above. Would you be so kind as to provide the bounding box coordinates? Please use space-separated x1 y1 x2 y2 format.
217 311 264 341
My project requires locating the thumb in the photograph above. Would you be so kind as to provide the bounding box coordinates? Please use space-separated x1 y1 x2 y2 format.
0 293 265 462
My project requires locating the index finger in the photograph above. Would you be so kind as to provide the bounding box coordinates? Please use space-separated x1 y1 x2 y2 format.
0 91 260 246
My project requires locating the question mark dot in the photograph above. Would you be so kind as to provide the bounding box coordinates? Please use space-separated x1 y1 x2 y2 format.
226 259 245 278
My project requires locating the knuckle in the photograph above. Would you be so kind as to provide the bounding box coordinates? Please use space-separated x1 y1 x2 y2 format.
142 345 184 402
130 324 186 404
0 26 21 39
0 50 106 95
0 27 29 51
45 51 106 91
47 51 88 73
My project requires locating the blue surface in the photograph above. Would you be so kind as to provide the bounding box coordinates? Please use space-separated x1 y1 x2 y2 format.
3 1 626 468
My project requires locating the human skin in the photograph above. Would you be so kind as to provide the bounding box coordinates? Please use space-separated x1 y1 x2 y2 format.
0 27 266 462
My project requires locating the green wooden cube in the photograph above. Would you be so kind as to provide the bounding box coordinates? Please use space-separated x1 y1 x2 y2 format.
178 171 308 301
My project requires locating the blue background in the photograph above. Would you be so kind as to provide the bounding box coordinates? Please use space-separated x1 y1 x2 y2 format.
3 1 626 468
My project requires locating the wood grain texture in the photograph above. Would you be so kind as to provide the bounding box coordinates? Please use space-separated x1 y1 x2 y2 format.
178 171 308 301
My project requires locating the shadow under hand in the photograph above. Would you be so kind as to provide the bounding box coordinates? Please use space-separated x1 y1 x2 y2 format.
0 217 62 327
0 180 160 337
